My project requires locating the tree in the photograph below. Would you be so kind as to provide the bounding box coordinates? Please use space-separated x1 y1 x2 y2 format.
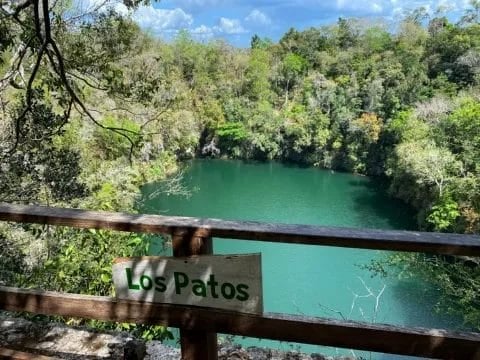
460 0 480 24
245 48 272 102
427 195 460 231
0 0 157 162
351 113 383 144
440 99 480 172
425 15 480 85
362 27 392 53
280 52 307 105
279 27 301 52
386 110 429 143
279 27 331 67
0 89 86 203
337 18 358 49
404 6 430 25
250 34 272 50
216 122 248 157
395 141 460 197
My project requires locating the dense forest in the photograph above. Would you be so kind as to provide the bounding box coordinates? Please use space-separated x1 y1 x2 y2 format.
1 0 480 338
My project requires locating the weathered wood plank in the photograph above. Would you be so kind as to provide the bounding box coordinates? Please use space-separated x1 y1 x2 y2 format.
0 348 59 360
172 228 218 360
1 286 479 359
112 255 263 314
1 203 480 256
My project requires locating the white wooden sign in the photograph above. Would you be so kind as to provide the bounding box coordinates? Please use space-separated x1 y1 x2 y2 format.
112 254 263 314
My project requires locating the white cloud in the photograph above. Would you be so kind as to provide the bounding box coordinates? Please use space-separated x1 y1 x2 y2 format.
74 1 194 34
245 9 272 25
66 0 131 24
191 24 215 39
72 0 128 15
133 7 193 33
215 17 247 34
326 0 474 17
334 0 386 13
192 25 213 34
73 0 477 47
190 17 247 41
372 3 383 13
112 2 129 16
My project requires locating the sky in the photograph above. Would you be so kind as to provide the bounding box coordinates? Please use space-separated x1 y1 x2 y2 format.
83 0 474 47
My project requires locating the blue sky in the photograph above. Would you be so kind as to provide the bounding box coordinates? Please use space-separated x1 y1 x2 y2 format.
84 0 474 47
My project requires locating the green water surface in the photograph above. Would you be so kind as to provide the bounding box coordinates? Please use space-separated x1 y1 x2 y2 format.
141 159 458 359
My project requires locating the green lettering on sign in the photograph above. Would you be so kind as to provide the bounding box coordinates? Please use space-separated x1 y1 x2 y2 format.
126 268 140 290
174 271 189 294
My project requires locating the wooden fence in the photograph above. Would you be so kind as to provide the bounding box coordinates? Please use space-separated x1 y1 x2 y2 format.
1 202 480 359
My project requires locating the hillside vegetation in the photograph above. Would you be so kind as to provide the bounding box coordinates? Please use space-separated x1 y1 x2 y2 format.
1 0 480 335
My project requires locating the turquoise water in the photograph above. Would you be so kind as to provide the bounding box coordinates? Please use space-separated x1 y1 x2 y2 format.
141 159 458 359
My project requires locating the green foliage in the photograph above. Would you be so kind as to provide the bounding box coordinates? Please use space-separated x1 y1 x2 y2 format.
137 325 174 341
245 48 272 101
366 253 480 331
251 34 273 50
93 116 141 160
0 232 26 285
440 99 480 172
427 196 460 231
246 102 282 160
216 122 248 142
281 53 307 85
337 18 359 49
363 27 392 53
199 99 225 129
0 90 87 203
26 228 148 295
216 122 248 156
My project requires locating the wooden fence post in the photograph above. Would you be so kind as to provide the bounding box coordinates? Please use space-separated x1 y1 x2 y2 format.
172 227 218 360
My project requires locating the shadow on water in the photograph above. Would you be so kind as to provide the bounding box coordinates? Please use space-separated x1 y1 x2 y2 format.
277 160 313 169
374 279 467 360
388 276 465 331
347 178 417 230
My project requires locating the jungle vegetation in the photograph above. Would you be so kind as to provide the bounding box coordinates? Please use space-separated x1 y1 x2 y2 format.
1 0 480 336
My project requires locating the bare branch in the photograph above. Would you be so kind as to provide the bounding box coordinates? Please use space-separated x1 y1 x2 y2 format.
374 284 386 323
41 0 52 42
349 277 386 323
143 170 192 199
63 0 109 24
318 303 347 320
13 0 33 15
67 71 110 91
140 100 173 130
33 0 44 43
46 40 138 151
4 0 143 162
357 276 375 297
0 39 32 91
8 42 47 154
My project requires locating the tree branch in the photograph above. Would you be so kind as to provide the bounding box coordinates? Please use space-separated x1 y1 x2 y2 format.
5 0 143 163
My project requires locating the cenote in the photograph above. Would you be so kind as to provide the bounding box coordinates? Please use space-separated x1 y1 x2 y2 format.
141 159 460 359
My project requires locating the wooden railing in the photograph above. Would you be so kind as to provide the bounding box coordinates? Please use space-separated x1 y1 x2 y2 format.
1 203 480 359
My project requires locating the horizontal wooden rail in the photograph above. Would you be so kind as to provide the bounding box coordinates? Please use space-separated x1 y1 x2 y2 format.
1 286 480 359
0 348 58 360
1 203 480 256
